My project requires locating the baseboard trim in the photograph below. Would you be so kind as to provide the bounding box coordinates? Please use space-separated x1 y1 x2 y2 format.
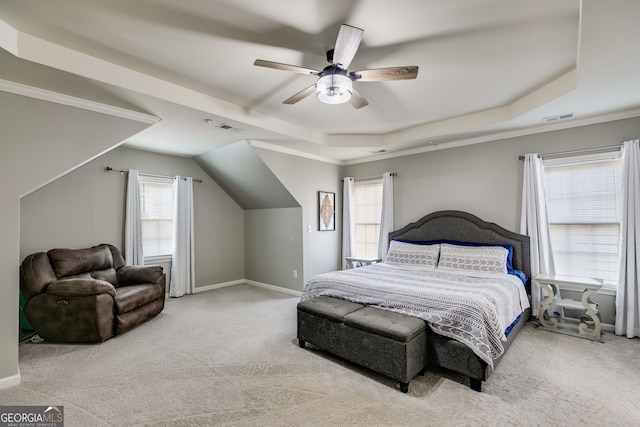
0 373 21 390
245 280 302 297
193 279 302 297
194 280 244 294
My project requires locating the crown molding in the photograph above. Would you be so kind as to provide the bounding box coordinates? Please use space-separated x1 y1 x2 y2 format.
0 79 160 124
344 108 640 165
249 139 343 165
246 108 640 166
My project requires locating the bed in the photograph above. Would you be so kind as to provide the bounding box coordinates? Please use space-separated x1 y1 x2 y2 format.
299 210 531 392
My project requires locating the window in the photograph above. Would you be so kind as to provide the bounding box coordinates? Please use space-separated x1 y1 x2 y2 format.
543 152 622 287
353 180 383 258
139 176 174 257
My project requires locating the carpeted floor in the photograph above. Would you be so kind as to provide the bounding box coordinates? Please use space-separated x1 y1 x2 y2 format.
2 284 639 426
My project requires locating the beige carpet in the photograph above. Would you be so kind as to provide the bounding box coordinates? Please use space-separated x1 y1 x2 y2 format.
2 284 639 426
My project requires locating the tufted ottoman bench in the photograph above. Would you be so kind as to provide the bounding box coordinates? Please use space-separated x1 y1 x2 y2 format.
297 296 427 393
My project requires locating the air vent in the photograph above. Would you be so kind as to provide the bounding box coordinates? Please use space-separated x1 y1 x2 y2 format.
542 113 574 122
215 123 242 132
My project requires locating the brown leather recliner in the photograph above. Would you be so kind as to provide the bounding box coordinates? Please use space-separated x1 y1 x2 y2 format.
20 244 166 343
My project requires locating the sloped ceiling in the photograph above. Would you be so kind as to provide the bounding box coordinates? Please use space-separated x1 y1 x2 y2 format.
0 88 157 198
0 49 299 210
194 140 299 209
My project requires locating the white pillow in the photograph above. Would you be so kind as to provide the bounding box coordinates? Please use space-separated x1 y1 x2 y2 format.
437 243 508 275
384 241 440 269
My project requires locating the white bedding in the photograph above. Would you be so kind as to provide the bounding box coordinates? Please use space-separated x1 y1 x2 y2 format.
300 263 530 367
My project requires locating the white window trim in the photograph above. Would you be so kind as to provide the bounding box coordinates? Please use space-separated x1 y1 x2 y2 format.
544 150 622 292
138 174 175 259
353 178 383 259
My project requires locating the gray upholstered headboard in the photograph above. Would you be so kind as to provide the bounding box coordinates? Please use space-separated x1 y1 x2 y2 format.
389 210 531 292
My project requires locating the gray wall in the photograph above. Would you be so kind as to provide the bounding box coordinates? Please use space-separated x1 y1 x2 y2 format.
20 146 245 290
244 208 303 289
1 91 152 388
254 147 343 287
346 117 640 232
344 116 640 327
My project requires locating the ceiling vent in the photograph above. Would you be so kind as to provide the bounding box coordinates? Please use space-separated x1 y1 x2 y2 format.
215 123 242 132
542 113 574 122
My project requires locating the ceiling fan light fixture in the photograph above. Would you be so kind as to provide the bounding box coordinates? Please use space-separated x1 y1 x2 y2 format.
254 24 417 108
316 74 352 104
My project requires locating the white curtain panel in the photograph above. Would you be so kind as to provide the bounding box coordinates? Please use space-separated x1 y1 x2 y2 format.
615 139 640 338
342 177 355 270
170 176 195 297
377 172 395 260
124 169 144 266
520 153 556 317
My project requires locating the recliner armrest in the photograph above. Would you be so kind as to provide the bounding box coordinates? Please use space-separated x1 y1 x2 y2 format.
47 279 116 298
117 265 163 286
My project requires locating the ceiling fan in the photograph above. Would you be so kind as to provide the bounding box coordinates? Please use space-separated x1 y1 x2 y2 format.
254 24 418 109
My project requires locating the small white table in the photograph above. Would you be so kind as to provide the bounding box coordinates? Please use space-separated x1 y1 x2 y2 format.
535 274 604 342
345 256 382 269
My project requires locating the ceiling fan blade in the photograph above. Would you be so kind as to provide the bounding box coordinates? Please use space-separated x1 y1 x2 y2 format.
349 88 369 109
254 59 319 76
283 84 317 104
350 66 419 82
332 24 364 69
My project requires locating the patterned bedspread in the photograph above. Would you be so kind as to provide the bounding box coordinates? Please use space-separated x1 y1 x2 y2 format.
300 264 530 367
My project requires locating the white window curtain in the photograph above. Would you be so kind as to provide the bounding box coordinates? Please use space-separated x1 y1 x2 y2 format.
124 169 144 265
615 139 640 338
377 172 394 260
520 153 556 317
170 176 195 297
342 177 355 270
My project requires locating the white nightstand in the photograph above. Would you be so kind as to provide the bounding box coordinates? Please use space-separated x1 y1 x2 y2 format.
345 256 382 269
535 274 604 342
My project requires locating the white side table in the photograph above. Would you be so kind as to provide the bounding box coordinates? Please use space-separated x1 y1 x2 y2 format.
535 274 604 342
345 256 382 269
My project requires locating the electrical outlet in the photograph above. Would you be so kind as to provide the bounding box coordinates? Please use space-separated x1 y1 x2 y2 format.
293 270 298 278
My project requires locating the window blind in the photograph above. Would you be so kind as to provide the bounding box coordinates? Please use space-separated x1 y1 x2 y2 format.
544 154 622 285
139 176 174 257
354 180 383 259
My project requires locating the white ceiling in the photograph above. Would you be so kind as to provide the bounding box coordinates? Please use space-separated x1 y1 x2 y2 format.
1 0 639 163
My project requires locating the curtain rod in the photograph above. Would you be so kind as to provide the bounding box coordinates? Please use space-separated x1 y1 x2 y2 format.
518 145 621 161
342 172 398 182
105 167 203 183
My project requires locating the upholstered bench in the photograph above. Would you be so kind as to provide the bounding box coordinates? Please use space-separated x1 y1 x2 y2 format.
297 296 427 393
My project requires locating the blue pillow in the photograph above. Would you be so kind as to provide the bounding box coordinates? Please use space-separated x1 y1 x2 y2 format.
508 269 528 286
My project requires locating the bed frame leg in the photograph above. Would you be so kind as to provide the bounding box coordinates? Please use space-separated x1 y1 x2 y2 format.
400 382 409 393
298 339 306 348
470 378 482 392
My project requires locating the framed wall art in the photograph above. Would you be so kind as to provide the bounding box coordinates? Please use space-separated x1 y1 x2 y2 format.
318 191 335 231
